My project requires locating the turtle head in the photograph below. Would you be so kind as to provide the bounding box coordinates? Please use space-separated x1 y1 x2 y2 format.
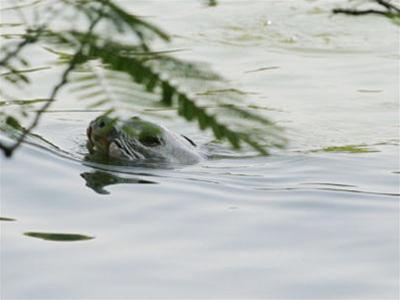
87 115 118 155
122 116 164 148
86 115 165 160
86 115 200 163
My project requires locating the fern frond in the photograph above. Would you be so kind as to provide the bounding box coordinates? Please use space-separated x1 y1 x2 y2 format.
68 62 163 115
59 32 286 152
1 0 286 156
61 0 169 45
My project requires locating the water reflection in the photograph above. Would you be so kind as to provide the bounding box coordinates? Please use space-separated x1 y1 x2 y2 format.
81 171 157 194
24 232 94 242
0 217 16 221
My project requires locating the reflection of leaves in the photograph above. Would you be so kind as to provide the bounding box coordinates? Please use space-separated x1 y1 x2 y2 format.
24 232 94 242
0 217 16 222
81 171 156 194
205 0 218 6
311 145 379 153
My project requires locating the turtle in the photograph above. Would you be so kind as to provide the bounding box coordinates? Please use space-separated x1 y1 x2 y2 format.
86 115 204 164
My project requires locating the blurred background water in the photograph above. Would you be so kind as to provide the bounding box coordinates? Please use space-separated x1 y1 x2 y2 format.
1 0 399 299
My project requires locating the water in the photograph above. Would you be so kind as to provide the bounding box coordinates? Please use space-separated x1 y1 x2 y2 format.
1 0 399 299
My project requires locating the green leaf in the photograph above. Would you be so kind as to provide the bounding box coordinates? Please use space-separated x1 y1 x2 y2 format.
6 116 22 130
161 81 173 105
24 232 94 242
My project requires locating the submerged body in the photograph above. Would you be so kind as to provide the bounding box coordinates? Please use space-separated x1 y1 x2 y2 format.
87 115 204 164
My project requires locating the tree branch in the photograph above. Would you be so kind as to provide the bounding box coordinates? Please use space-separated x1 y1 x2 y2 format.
0 14 103 157
376 0 400 12
0 28 43 68
333 0 400 18
333 8 390 16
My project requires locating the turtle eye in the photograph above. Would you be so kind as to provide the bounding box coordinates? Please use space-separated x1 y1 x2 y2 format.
140 135 161 147
98 120 106 128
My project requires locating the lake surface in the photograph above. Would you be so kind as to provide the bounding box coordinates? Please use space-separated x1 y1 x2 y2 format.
1 0 399 299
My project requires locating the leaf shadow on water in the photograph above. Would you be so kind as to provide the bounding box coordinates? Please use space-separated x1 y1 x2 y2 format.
0 217 17 222
81 170 157 195
24 232 94 242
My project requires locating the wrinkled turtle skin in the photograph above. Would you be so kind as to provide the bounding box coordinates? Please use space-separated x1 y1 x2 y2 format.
86 115 204 164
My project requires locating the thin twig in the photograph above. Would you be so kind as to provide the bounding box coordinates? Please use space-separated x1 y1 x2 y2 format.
333 8 390 16
0 28 43 67
1 1 65 68
0 14 103 157
333 0 400 18
376 0 400 12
